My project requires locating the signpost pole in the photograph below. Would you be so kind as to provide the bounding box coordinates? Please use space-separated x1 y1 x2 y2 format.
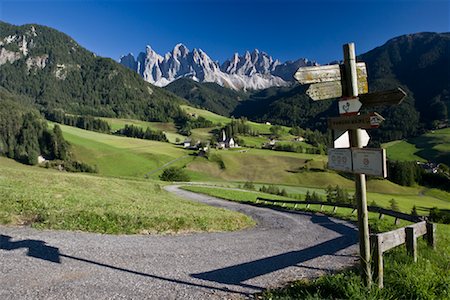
343 43 372 287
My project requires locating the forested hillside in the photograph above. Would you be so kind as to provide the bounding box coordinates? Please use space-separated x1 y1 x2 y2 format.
165 78 247 116
232 32 449 142
0 22 185 122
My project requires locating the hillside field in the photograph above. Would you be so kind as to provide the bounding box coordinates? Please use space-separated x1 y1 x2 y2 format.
0 157 254 234
384 128 450 165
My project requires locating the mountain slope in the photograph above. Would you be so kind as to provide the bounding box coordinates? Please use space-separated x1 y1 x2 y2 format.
360 32 450 126
0 21 184 122
164 78 247 116
234 32 449 142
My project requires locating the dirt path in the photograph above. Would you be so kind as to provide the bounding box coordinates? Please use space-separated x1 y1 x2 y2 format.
0 185 358 299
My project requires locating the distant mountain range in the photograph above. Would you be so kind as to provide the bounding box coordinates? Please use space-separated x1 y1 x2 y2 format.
1 20 448 144
120 44 316 91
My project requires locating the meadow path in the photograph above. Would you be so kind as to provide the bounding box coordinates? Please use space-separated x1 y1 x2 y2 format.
0 185 358 299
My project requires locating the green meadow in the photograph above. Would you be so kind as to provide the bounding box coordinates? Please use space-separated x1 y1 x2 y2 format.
100 117 186 143
58 124 192 178
384 128 450 165
0 157 254 234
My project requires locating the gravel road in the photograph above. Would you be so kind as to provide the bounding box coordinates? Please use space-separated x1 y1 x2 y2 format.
0 185 358 299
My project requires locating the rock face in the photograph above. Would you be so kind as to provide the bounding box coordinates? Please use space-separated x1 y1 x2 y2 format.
120 44 316 91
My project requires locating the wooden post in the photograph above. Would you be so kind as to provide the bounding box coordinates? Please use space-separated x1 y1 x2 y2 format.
320 204 324 211
344 43 372 287
370 234 383 288
394 217 400 225
405 227 417 262
426 222 436 249
333 206 337 213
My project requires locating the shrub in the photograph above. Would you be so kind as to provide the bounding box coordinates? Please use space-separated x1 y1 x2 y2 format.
160 167 190 182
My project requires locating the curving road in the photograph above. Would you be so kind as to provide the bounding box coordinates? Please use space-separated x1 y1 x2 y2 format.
0 185 358 299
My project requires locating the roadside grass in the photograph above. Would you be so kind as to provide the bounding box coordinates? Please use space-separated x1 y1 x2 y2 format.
180 185 449 299
383 127 450 165
0 157 255 234
58 124 193 178
261 224 450 300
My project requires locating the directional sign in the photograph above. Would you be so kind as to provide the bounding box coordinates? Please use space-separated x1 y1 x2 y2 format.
339 97 362 116
328 112 385 130
294 62 367 84
305 79 368 101
295 63 368 101
359 88 407 108
333 130 370 148
328 148 352 172
352 148 387 177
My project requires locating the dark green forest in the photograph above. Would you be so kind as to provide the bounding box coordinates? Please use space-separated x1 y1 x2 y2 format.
0 21 185 122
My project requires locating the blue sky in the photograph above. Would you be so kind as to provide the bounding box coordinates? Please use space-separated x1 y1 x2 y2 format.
1 0 448 64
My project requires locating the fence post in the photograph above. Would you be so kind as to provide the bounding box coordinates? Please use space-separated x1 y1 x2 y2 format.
405 227 417 262
306 204 310 209
394 217 400 225
333 206 337 213
320 204 324 211
370 234 383 288
379 213 384 219
426 222 436 250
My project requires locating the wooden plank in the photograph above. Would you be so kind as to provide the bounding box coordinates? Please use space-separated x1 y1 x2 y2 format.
305 73 368 101
409 221 427 236
360 88 406 108
294 62 367 85
426 222 436 249
370 234 384 288
294 64 341 84
405 227 417 262
378 227 406 252
328 112 384 130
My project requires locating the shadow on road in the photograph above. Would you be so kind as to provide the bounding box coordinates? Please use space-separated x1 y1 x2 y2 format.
191 214 358 288
0 234 247 295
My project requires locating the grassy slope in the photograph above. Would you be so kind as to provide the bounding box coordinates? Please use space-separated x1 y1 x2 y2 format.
185 148 345 187
384 128 450 165
181 104 291 134
58 124 192 178
0 157 254 234
100 117 186 143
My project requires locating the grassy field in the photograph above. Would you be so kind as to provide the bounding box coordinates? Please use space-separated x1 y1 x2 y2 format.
185 148 347 187
180 104 291 134
0 157 254 234
181 184 450 215
100 117 186 143
58 124 193 178
384 128 450 165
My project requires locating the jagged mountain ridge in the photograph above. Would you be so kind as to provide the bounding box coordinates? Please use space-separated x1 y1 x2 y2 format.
120 44 316 91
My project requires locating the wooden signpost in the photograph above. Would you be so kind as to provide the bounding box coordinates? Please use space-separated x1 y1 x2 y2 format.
294 42 406 287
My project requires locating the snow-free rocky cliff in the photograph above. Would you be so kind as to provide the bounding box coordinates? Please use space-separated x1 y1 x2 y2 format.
120 44 316 91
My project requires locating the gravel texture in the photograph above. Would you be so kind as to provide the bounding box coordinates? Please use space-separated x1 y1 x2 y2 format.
0 185 359 299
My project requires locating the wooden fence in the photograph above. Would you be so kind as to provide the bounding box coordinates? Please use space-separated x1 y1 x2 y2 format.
255 197 436 288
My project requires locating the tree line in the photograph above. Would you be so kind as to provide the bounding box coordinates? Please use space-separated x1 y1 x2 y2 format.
45 109 111 133
114 124 168 142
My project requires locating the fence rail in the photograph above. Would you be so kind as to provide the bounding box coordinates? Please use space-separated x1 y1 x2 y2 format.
255 197 424 223
255 196 436 289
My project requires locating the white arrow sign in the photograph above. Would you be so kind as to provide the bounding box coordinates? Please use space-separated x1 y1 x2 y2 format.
339 97 362 116
333 130 370 148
